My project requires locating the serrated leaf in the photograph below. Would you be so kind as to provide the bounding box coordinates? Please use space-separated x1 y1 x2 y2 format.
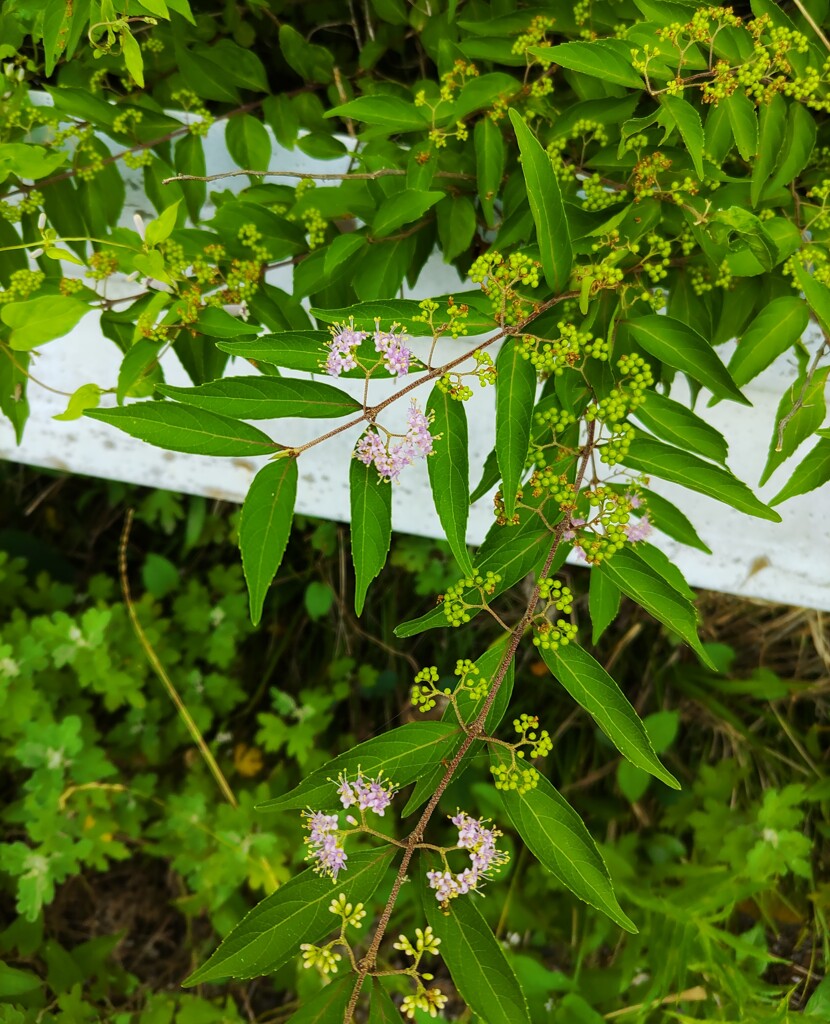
184 848 394 984
529 40 643 88
422 868 530 1024
427 386 474 576
369 981 400 1023
325 233 367 277
350 453 392 615
660 94 704 179
2 296 88 351
727 296 809 388
793 262 830 337
589 569 620 644
283 977 354 1023
636 391 728 463
496 338 537 518
240 458 298 625
475 117 505 227
85 402 279 456
156 377 361 420
257 722 460 812
541 643 679 788
751 92 786 207
509 110 572 293
325 95 428 131
623 315 748 405
225 114 272 172
372 189 444 238
493 750 636 932
760 367 830 485
279 23 334 83
598 548 712 667
764 101 816 198
770 437 830 505
725 91 758 160
436 194 477 263
640 487 711 553
624 436 782 521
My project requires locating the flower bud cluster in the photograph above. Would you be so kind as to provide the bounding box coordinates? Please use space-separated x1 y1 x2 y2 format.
394 927 447 1020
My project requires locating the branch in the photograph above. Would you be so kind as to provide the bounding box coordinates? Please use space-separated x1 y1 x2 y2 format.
791 0 830 52
343 420 597 1022
162 167 474 185
775 331 829 451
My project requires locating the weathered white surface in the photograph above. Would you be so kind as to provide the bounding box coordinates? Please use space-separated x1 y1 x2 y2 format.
2 120 829 610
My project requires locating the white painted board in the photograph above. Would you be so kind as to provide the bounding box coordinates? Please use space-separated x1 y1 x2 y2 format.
2 119 828 610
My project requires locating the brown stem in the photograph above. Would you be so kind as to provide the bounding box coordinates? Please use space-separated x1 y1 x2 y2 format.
343 420 596 1022
162 167 473 185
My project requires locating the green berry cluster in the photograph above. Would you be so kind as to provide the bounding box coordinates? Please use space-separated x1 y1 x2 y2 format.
532 617 578 651
641 232 672 283
513 714 553 759
0 189 44 223
112 107 144 136
87 251 119 280
0 269 45 305
440 571 502 627
171 89 214 136
582 173 626 212
512 15 556 59
537 578 573 613
520 321 609 379
490 760 539 794
535 406 577 435
546 120 609 183
412 666 443 712
493 489 521 526
529 470 577 511
469 250 541 325
436 374 473 401
585 353 654 427
455 659 488 701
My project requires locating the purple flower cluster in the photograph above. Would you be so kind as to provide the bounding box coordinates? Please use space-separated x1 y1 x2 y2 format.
336 770 396 816
303 770 397 881
426 812 509 904
325 318 367 377
625 515 652 542
373 320 413 377
303 811 348 881
355 401 436 483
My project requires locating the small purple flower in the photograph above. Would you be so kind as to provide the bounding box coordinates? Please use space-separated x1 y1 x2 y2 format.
353 401 436 484
625 515 652 543
427 811 509 903
563 517 586 542
336 769 396 816
324 317 368 377
373 320 413 378
303 810 348 880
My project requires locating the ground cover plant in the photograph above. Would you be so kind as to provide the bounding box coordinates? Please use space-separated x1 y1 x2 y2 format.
1 0 830 1021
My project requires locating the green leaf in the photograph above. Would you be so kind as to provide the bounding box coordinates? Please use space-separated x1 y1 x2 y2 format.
624 436 782 521
311 295 496 335
509 110 572 293
639 487 711 553
770 437 830 505
0 962 42 998
2 296 88 351
53 384 103 422
325 233 367 277
541 643 680 789
0 143 66 184
724 91 758 160
530 41 643 88
369 982 400 1024
427 386 474 576
422 870 530 1024
184 848 394 984
210 201 306 260
496 339 537 519
763 101 816 198
257 722 460 812
372 189 444 238
634 542 697 603
279 24 334 83
660 95 704 179
0 348 29 443
156 377 361 420
598 548 712 667
240 458 298 625
751 93 786 207
793 262 830 337
193 306 259 339
219 331 418 379
121 29 145 87
175 133 206 223
263 93 299 150
727 296 809 388
350 453 392 615
325 95 428 131
623 315 748 405
226 114 272 171
636 391 728 464
144 200 181 247
85 402 279 456
760 367 830 485
436 195 477 263
475 117 505 227
588 569 620 644
283 977 353 1023
493 749 636 932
